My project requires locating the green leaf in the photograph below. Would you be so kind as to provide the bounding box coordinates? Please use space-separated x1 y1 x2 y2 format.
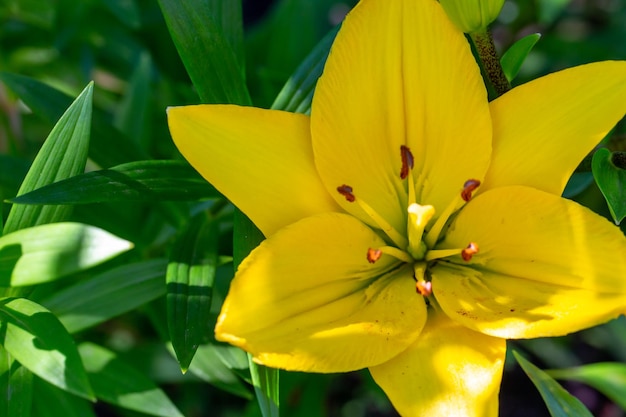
113 52 152 144
0 73 146 168
40 259 166 333
0 222 133 287
0 350 33 417
501 33 542 82
514 351 593 417
206 0 245 66
78 343 183 417
167 213 219 371
592 148 626 225
187 343 252 399
3 82 93 234
32 378 96 417
270 25 339 114
547 362 626 410
157 0 250 105
248 354 280 417
0 298 94 401
10 161 219 205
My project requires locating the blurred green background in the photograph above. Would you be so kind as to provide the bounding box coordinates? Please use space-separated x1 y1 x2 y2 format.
1 0 625 416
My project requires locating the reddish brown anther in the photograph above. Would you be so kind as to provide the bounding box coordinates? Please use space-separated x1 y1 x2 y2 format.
461 179 481 202
367 248 382 263
461 242 479 261
400 145 414 180
416 280 432 296
337 184 356 202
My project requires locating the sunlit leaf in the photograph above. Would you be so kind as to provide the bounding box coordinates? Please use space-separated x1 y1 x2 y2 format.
514 351 593 417
10 161 218 205
0 298 94 401
0 222 132 287
40 260 166 333
592 147 626 225
3 82 93 234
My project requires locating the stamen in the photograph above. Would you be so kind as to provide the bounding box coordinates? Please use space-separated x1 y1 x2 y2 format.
367 246 413 263
400 145 414 180
461 242 479 261
337 184 355 202
424 179 480 248
424 248 462 261
367 248 382 263
461 179 481 202
337 185 408 249
416 280 432 296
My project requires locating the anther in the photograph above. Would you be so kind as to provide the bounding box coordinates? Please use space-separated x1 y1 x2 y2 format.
400 145 414 180
367 248 382 263
337 184 355 202
461 179 481 202
416 280 432 296
461 242 479 261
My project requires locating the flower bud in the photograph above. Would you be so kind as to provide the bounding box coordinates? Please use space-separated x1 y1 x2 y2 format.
439 0 505 33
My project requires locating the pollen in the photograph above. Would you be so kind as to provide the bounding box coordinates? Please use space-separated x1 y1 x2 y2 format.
461 242 479 261
367 248 383 263
461 179 481 202
400 145 414 179
337 184 356 202
416 280 432 296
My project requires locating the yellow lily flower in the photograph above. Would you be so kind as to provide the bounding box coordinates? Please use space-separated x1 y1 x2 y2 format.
167 0 626 415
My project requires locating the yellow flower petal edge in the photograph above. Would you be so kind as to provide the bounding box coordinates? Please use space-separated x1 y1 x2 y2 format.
311 0 492 234
483 61 626 195
216 213 427 373
433 185 626 338
370 308 505 417
167 105 340 237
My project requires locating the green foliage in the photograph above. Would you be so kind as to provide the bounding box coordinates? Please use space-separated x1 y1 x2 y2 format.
514 351 593 417
0 0 625 416
592 147 626 224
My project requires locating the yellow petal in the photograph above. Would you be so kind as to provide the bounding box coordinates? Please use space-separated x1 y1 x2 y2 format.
483 61 626 195
216 213 427 372
167 105 340 237
433 186 626 338
311 0 491 233
370 308 504 417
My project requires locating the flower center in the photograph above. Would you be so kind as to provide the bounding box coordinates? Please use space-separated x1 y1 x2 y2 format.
336 145 481 296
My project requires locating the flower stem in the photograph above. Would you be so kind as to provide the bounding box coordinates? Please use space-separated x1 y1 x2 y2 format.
470 30 511 97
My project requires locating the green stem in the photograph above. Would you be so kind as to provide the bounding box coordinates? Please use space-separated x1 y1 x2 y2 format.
470 30 511 97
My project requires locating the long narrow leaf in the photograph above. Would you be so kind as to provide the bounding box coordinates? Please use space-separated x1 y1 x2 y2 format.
40 259 166 333
78 343 183 417
0 73 145 168
10 161 219 205
547 362 626 410
167 213 219 371
0 298 94 401
4 82 93 234
0 222 133 287
0 351 33 417
514 351 594 417
32 378 96 417
188 343 252 399
157 0 250 105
